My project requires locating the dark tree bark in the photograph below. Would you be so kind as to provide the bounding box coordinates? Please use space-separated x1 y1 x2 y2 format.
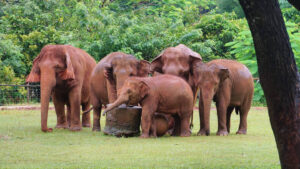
287 0 300 10
239 0 300 168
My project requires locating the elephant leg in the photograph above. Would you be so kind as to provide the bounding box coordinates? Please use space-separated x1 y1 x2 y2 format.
171 115 181 136
81 102 91 128
91 93 102 131
237 101 251 135
69 87 82 131
216 101 229 136
197 94 210 136
140 108 154 138
149 115 157 138
226 106 234 133
180 115 191 137
66 103 71 128
53 92 68 129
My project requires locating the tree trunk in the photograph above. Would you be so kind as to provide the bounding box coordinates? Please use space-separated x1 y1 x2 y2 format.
239 0 300 168
287 0 300 10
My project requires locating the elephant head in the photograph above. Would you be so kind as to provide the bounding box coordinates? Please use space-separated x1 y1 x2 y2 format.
150 44 202 82
26 45 75 132
102 77 150 115
104 53 150 97
193 62 230 135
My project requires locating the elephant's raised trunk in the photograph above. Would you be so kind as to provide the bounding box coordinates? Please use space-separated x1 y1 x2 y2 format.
102 94 128 116
40 71 56 132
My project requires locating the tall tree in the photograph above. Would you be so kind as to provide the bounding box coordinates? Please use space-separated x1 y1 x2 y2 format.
239 0 300 168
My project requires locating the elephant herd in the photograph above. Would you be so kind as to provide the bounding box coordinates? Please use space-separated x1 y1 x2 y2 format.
26 44 254 138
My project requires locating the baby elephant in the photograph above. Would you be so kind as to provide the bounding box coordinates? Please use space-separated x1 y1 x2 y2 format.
102 75 194 138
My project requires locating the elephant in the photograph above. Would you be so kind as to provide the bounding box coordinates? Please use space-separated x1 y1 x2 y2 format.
26 45 96 132
102 74 194 138
193 59 254 136
90 52 150 131
150 44 202 128
150 44 202 96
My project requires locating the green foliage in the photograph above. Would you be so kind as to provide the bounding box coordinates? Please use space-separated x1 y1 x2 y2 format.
216 0 244 18
194 13 239 60
0 0 299 105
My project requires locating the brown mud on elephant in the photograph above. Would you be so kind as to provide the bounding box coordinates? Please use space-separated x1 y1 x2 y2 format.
90 52 150 131
193 59 254 136
26 45 96 132
150 44 202 130
102 75 194 138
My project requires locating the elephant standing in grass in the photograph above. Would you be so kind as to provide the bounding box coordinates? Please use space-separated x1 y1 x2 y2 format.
193 59 254 136
150 44 202 130
90 52 150 131
103 75 194 138
26 45 96 132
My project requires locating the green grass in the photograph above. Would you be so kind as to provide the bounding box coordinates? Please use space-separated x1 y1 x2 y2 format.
0 108 280 169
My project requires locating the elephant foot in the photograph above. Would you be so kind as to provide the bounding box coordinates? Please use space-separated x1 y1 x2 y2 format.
217 130 229 136
150 134 157 138
166 129 173 135
82 123 91 128
139 134 150 138
236 130 247 135
55 124 69 129
41 128 53 132
92 127 101 132
180 131 191 137
69 125 82 131
197 129 210 136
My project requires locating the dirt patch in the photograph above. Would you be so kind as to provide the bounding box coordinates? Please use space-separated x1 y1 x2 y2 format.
0 135 11 140
0 106 54 111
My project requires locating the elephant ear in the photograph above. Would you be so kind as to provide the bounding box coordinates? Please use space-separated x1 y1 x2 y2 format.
150 50 164 74
59 52 75 80
26 55 41 82
139 80 150 99
103 63 114 82
138 60 150 77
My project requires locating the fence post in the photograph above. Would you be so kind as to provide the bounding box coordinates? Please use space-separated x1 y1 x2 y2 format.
27 83 30 104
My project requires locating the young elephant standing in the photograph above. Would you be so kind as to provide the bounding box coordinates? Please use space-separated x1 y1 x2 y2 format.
90 52 150 131
193 59 254 136
26 45 96 132
102 75 194 138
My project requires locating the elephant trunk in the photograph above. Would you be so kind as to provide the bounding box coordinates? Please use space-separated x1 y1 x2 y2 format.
40 71 56 132
199 88 214 135
116 75 128 97
102 94 128 116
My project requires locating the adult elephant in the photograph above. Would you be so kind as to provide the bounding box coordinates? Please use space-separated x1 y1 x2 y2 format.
193 59 254 136
150 44 202 129
26 45 96 132
90 52 150 131
150 44 202 95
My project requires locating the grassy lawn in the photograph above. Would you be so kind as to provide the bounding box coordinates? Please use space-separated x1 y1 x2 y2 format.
0 107 279 169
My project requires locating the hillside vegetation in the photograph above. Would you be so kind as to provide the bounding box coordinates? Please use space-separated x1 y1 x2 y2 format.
0 0 299 104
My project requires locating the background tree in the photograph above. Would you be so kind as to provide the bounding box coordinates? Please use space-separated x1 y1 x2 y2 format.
239 0 300 168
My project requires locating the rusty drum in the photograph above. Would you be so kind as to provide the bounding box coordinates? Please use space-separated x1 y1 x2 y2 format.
104 104 142 137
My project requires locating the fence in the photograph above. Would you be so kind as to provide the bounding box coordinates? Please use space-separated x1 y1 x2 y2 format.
0 83 40 106
0 78 260 106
